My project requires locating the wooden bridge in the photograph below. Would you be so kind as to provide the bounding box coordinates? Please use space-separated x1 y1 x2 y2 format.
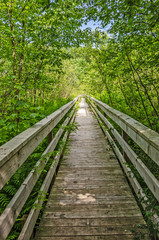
0 96 159 240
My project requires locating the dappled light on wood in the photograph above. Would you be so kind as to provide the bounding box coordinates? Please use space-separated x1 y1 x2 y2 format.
77 193 96 203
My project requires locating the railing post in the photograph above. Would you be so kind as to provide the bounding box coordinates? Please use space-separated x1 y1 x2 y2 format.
47 130 59 185
122 130 130 162
48 131 53 143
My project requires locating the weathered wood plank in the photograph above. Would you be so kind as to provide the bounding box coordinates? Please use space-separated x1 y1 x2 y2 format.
35 235 150 240
52 189 132 197
55 177 127 182
45 197 136 205
43 210 142 219
47 194 137 202
39 216 146 226
57 168 123 172
44 204 139 212
36 225 148 236
52 180 128 188
57 169 124 176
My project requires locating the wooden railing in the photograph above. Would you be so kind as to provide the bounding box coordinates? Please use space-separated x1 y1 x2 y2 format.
87 96 159 227
0 97 78 240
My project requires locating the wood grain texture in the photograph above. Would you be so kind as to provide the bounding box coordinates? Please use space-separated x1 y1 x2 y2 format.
35 98 150 240
35 236 150 240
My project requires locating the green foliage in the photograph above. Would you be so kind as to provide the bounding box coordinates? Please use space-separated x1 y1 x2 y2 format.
62 122 79 132
0 0 91 146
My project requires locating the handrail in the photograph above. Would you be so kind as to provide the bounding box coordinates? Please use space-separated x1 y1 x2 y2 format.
18 112 76 240
89 97 159 167
0 97 79 240
87 96 159 226
0 97 78 190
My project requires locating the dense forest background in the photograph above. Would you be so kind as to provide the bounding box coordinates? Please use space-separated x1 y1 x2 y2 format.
0 0 158 146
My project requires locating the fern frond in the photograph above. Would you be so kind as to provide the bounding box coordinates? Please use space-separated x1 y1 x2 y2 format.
0 193 10 207
4 185 17 196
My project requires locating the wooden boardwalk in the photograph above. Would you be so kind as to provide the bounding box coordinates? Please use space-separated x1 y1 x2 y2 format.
35 98 150 240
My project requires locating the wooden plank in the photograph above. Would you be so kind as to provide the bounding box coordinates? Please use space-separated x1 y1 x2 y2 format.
52 180 128 188
35 235 150 240
47 194 137 201
58 167 121 172
44 203 138 212
50 188 132 196
43 209 141 218
52 185 129 190
36 225 148 236
57 172 123 177
39 216 146 226
60 165 119 169
45 197 136 205
55 177 127 182
0 98 78 190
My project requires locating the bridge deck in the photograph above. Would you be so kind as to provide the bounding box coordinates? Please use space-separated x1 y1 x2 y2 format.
35 98 150 240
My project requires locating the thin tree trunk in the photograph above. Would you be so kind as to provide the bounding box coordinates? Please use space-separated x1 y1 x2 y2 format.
124 47 152 127
117 75 134 112
19 18 25 82
33 87 36 108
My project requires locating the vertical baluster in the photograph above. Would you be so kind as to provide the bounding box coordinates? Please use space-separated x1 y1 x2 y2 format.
48 131 53 143
122 130 130 162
